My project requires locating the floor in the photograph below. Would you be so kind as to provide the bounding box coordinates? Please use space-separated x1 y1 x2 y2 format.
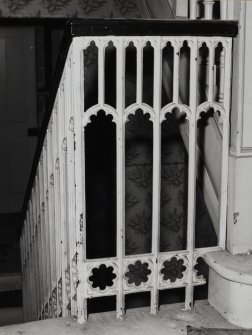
0 300 240 335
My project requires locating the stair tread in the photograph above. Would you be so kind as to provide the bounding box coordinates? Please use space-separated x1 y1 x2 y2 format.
0 301 239 334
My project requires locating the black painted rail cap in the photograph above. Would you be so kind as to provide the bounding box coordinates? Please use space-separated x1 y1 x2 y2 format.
70 19 238 37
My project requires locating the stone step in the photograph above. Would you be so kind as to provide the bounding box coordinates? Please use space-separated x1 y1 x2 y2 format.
0 307 23 327
0 300 240 335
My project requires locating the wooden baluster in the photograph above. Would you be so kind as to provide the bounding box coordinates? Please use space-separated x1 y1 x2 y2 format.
35 173 43 318
28 202 35 320
20 232 26 321
136 41 143 104
116 37 125 320
208 41 215 102
219 39 232 249
31 187 39 319
203 0 214 19
42 140 51 318
220 0 227 20
47 118 56 318
98 43 105 106
185 38 197 310
151 37 162 315
59 83 69 317
72 37 87 323
39 156 47 318
65 55 77 316
218 48 225 104
51 109 58 318
190 0 197 19
53 102 61 318
23 220 29 321
172 40 182 104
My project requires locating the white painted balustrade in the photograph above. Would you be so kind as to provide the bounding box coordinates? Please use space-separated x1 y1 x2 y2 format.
20 34 232 324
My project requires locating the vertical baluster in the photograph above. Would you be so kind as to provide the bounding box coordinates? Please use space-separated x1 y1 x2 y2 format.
220 0 227 20
20 233 26 321
218 48 225 104
25 217 31 321
57 84 67 316
35 186 40 319
59 84 69 317
98 43 105 106
172 40 181 104
47 119 55 318
219 39 232 249
43 140 51 317
65 55 77 316
151 37 162 315
185 38 198 310
23 220 29 321
31 188 39 319
28 202 35 320
39 157 46 318
190 0 197 19
72 37 87 323
203 0 214 19
207 41 215 102
36 173 43 318
51 110 58 317
116 37 125 320
26 202 33 321
136 41 143 104
53 103 61 317
26 210 30 321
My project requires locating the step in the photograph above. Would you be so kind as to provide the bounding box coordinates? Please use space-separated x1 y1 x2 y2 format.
0 307 23 327
0 300 240 335
0 273 21 293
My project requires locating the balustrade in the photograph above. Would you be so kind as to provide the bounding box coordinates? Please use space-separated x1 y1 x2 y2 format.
20 20 236 324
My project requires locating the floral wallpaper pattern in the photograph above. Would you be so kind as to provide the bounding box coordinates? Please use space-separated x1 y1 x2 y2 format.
0 0 148 17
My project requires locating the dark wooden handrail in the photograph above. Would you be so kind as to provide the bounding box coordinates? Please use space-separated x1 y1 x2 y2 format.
20 18 238 233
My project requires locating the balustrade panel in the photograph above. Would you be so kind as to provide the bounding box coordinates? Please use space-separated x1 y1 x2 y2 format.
20 34 232 323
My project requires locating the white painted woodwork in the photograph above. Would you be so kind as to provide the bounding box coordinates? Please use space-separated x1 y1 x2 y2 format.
116 38 126 320
189 0 197 19
20 35 232 324
151 37 162 315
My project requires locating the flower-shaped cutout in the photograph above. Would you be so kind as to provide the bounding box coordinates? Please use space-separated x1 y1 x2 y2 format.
125 260 151 286
89 264 116 290
194 257 207 279
161 257 186 282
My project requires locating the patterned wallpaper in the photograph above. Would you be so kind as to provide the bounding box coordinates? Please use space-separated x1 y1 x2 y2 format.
0 0 150 18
